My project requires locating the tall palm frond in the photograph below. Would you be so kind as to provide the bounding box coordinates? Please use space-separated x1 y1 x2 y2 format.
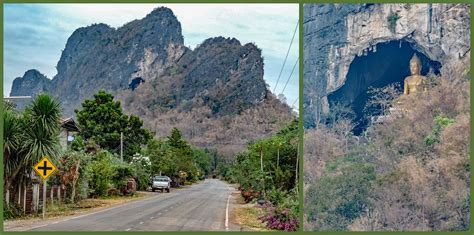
3 109 21 162
4 93 63 190
22 93 63 164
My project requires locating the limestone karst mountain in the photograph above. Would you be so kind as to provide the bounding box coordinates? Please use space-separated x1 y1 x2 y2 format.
10 7 295 156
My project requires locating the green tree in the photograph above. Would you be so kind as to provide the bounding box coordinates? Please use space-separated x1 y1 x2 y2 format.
192 148 212 178
123 115 153 159
146 139 177 177
75 91 152 161
167 127 187 149
166 128 194 178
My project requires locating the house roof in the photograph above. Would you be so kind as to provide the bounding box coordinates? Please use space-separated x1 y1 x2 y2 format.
61 117 80 132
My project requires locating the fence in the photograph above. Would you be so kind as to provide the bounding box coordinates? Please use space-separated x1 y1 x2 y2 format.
7 182 66 214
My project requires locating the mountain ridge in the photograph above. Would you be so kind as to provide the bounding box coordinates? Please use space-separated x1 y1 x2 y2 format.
10 7 295 157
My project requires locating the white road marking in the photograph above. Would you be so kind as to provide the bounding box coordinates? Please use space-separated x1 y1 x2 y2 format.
225 194 231 231
26 224 48 230
139 221 144 225
150 217 154 219
125 228 131 231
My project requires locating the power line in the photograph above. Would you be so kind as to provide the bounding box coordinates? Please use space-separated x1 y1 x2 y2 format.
292 97 299 107
280 57 299 95
273 20 299 94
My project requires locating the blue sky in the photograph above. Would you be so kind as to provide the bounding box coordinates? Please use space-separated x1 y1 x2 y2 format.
3 4 299 109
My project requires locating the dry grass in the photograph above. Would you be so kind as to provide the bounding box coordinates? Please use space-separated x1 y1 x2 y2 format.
233 197 270 232
9 192 149 221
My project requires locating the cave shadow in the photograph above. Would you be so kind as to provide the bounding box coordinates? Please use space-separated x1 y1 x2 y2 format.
327 40 441 135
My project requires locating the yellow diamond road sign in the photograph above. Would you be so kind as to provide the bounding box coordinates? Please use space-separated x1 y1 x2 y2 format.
33 156 57 180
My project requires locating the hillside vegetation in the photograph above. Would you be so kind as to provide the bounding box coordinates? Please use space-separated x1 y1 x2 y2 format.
304 73 470 231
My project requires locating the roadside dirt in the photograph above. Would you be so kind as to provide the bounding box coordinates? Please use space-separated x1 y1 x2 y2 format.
230 190 270 231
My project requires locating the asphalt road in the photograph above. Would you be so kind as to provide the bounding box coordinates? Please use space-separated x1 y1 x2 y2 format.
29 179 239 231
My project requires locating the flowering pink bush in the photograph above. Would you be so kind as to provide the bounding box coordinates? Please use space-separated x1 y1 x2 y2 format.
258 203 299 231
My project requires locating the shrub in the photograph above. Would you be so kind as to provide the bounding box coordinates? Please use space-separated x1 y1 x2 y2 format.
87 150 116 197
306 162 376 230
129 154 151 191
259 201 299 231
259 187 299 231
112 161 134 192
3 204 24 220
387 12 401 33
425 115 455 146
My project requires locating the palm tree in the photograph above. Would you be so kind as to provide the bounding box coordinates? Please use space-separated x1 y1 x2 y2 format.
3 106 22 206
21 93 62 164
3 94 62 206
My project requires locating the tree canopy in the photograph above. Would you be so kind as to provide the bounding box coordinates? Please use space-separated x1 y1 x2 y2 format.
75 91 152 161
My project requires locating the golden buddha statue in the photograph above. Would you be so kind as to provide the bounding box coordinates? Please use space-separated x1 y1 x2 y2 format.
404 54 427 95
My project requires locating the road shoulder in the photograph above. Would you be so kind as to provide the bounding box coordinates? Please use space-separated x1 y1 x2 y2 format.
3 191 156 231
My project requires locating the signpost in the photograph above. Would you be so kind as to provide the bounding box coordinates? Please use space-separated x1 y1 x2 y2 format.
33 156 57 219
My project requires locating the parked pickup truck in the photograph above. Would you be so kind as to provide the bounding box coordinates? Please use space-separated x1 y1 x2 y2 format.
151 176 171 193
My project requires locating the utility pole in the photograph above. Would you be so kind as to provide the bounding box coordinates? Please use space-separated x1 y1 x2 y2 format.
120 132 124 161
295 150 299 193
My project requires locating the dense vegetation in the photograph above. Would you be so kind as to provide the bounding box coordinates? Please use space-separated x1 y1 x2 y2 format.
69 91 213 194
3 94 62 217
220 120 299 231
75 91 153 162
3 91 213 218
304 74 470 231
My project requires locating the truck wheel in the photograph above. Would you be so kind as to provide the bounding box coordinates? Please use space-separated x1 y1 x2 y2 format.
166 188 170 193
152 188 155 192
161 189 164 193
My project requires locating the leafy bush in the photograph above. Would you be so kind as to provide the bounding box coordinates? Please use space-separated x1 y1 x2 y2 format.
130 154 151 191
425 115 455 146
387 12 401 33
87 150 116 197
306 162 375 230
111 159 134 192
3 204 24 220
259 192 299 232
57 150 92 203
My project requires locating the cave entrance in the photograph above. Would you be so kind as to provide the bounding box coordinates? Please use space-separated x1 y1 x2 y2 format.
327 40 441 135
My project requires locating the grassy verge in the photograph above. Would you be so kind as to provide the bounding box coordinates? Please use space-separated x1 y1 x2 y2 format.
6 192 149 221
233 196 271 231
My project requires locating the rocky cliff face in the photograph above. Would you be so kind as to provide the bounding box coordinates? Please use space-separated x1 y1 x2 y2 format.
11 69 51 96
10 7 294 156
39 8 185 116
304 3 471 127
11 7 271 116
129 36 267 116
